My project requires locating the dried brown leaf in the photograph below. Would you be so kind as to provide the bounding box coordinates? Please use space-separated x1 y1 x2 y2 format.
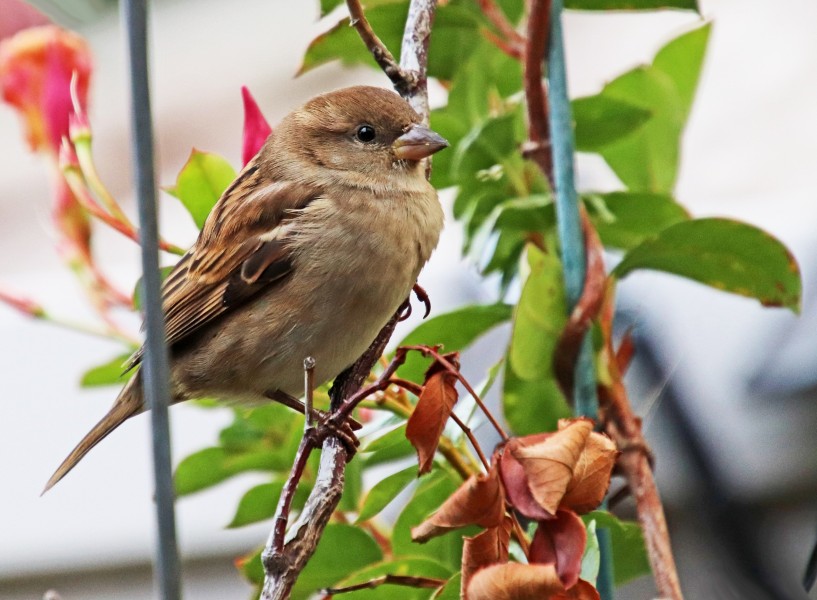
552 579 602 600
561 430 617 514
498 436 552 521
461 516 513 596
412 467 505 542
529 510 587 589
467 563 564 600
512 419 593 516
406 352 460 474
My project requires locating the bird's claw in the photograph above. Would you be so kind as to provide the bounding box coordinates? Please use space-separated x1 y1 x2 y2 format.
412 283 431 319
309 411 360 459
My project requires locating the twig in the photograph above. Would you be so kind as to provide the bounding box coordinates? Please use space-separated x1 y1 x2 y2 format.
599 284 683 600
324 574 446 595
345 0 411 95
478 0 524 55
398 0 436 121
260 316 400 600
402 345 509 441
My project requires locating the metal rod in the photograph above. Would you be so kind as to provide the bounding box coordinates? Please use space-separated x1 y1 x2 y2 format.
122 1 181 598
547 1 610 596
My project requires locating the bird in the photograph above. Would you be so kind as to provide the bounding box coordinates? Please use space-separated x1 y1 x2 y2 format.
44 85 448 492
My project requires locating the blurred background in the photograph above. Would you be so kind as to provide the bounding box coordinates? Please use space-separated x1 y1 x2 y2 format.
2 0 817 598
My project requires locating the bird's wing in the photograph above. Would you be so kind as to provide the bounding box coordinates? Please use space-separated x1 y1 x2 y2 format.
125 158 320 371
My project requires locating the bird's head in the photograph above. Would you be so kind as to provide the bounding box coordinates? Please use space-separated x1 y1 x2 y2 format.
269 86 448 190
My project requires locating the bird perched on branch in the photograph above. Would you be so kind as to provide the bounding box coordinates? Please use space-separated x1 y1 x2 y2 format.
44 85 448 492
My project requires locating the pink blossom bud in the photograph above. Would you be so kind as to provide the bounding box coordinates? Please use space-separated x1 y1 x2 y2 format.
0 24 92 155
241 86 272 166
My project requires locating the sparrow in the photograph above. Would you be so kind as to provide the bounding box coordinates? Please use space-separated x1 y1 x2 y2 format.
44 85 448 492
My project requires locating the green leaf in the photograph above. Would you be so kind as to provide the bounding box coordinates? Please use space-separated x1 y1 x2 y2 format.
301 2 484 82
133 266 174 311
433 573 462 599
174 447 285 496
583 511 651 585
586 24 710 192
356 465 418 522
291 524 383 599
300 4 406 75
339 452 364 512
361 423 416 466
166 150 236 229
581 519 601 585
613 218 802 311
80 353 134 387
585 191 689 250
396 303 513 383
228 482 281 528
573 95 651 152
236 545 264 585
502 360 570 436
566 0 698 10
509 246 567 381
336 558 453 600
451 111 522 185
392 467 469 571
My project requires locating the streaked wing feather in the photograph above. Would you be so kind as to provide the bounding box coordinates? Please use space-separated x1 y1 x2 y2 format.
124 158 320 372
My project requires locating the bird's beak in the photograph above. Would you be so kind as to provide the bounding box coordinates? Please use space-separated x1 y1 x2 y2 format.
392 124 449 161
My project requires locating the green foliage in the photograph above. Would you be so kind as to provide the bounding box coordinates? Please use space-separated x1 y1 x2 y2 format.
396 303 513 383
582 519 601 585
336 558 453 600
80 353 134 387
290 524 383 598
613 218 802 311
583 511 651 585
566 0 699 9
392 467 470 571
166 150 236 228
584 192 689 250
356 465 419 522
583 24 711 192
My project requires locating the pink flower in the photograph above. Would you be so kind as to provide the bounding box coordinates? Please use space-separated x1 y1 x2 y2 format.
0 24 91 155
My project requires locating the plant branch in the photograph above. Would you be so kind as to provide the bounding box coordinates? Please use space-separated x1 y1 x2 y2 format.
522 0 553 185
345 0 411 96
478 0 524 56
599 283 683 600
324 574 446 595
260 3 439 596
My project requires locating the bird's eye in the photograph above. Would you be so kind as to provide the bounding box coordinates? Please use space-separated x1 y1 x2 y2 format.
355 125 376 143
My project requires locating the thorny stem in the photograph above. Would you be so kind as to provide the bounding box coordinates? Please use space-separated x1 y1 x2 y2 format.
402 345 510 441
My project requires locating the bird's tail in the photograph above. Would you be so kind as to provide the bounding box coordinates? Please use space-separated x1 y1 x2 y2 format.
42 376 144 494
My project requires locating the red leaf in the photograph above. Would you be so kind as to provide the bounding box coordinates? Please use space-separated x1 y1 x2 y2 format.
529 510 587 589
461 516 512 596
406 352 460 474
498 435 552 521
241 85 272 166
412 467 505 542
